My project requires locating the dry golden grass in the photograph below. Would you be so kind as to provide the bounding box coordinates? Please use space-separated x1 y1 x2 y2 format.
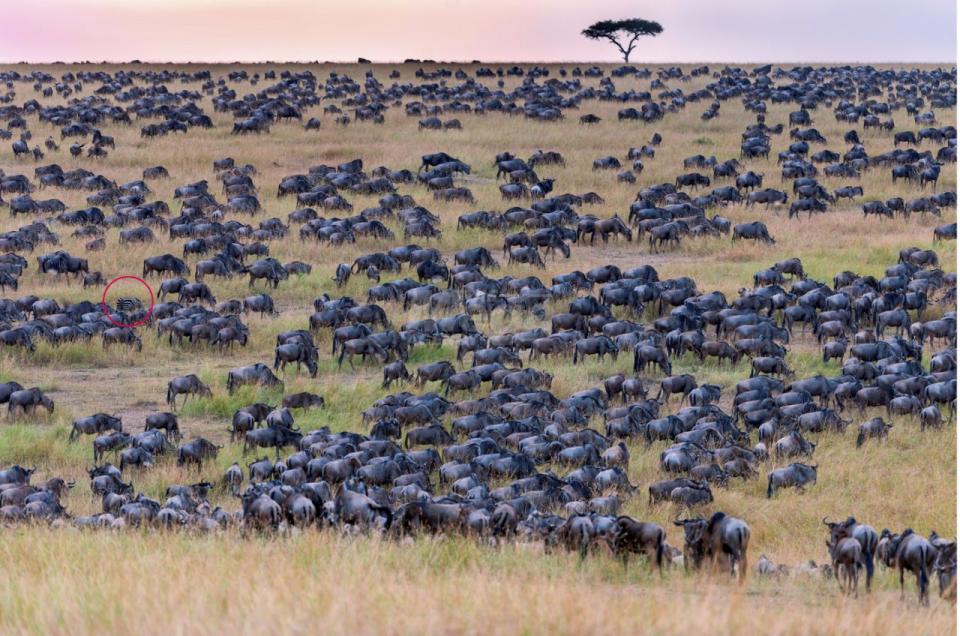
0 61 954 634
0 528 955 636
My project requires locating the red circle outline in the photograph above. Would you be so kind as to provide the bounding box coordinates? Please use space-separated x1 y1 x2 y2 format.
101 276 155 328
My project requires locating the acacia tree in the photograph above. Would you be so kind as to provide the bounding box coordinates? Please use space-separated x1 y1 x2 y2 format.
581 19 663 63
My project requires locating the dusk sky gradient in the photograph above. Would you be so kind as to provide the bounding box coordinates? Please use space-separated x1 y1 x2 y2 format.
1 0 955 64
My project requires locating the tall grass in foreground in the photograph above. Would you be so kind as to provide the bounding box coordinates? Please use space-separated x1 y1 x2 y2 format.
0 529 953 636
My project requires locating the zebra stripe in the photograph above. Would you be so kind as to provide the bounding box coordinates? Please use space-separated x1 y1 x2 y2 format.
116 298 142 312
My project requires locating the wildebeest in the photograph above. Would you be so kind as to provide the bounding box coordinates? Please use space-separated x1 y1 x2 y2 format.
732 221 775 244
827 536 865 595
767 463 817 497
244 425 302 458
144 412 180 440
609 516 666 571
226 364 283 394
657 374 696 403
166 375 212 408
824 516 879 591
883 529 939 604
92 432 132 463
856 417 893 447
774 430 815 459
282 392 325 411
674 512 751 581
177 438 220 470
69 413 123 442
7 388 54 417
143 254 189 277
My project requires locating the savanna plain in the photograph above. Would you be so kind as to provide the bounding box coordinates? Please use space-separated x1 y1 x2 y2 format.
0 61 955 635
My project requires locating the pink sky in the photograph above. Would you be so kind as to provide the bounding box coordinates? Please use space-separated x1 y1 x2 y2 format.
1 0 955 63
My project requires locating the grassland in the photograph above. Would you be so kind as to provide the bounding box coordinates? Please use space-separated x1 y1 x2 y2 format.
0 61 954 635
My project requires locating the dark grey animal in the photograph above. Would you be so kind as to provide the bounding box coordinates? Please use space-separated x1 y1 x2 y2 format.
674 512 751 581
766 463 817 497
227 364 283 394
884 529 938 604
166 375 212 408
824 516 879 592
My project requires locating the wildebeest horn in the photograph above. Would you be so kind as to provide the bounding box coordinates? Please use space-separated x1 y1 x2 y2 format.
822 516 831 526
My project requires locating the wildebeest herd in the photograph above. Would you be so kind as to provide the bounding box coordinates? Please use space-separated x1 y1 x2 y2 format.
0 61 954 605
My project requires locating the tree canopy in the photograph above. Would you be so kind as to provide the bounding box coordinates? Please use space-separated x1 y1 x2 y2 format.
581 19 663 63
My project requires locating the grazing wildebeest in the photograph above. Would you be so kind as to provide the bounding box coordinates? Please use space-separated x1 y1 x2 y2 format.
144 412 180 440
244 425 302 458
856 417 893 447
226 364 284 394
7 388 54 417
282 392 325 411
732 221 775 244
670 482 714 508
657 375 696 403
177 438 220 470
69 413 123 442
166 375 212 408
92 432 132 463
572 336 618 365
334 484 393 531
774 430 815 459
143 254 189 278
382 361 412 389
766 463 817 497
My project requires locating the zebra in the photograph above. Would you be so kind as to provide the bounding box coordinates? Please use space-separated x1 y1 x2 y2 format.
113 297 149 326
115 298 143 312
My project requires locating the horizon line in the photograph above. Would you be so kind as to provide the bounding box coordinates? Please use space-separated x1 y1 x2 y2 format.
0 59 956 67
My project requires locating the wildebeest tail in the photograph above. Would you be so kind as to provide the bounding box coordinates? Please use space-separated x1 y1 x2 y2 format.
375 504 393 531
655 527 666 570
568 523 590 560
864 535 877 585
737 526 749 579
166 383 173 406
919 544 931 599
856 429 865 447
766 474 773 498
